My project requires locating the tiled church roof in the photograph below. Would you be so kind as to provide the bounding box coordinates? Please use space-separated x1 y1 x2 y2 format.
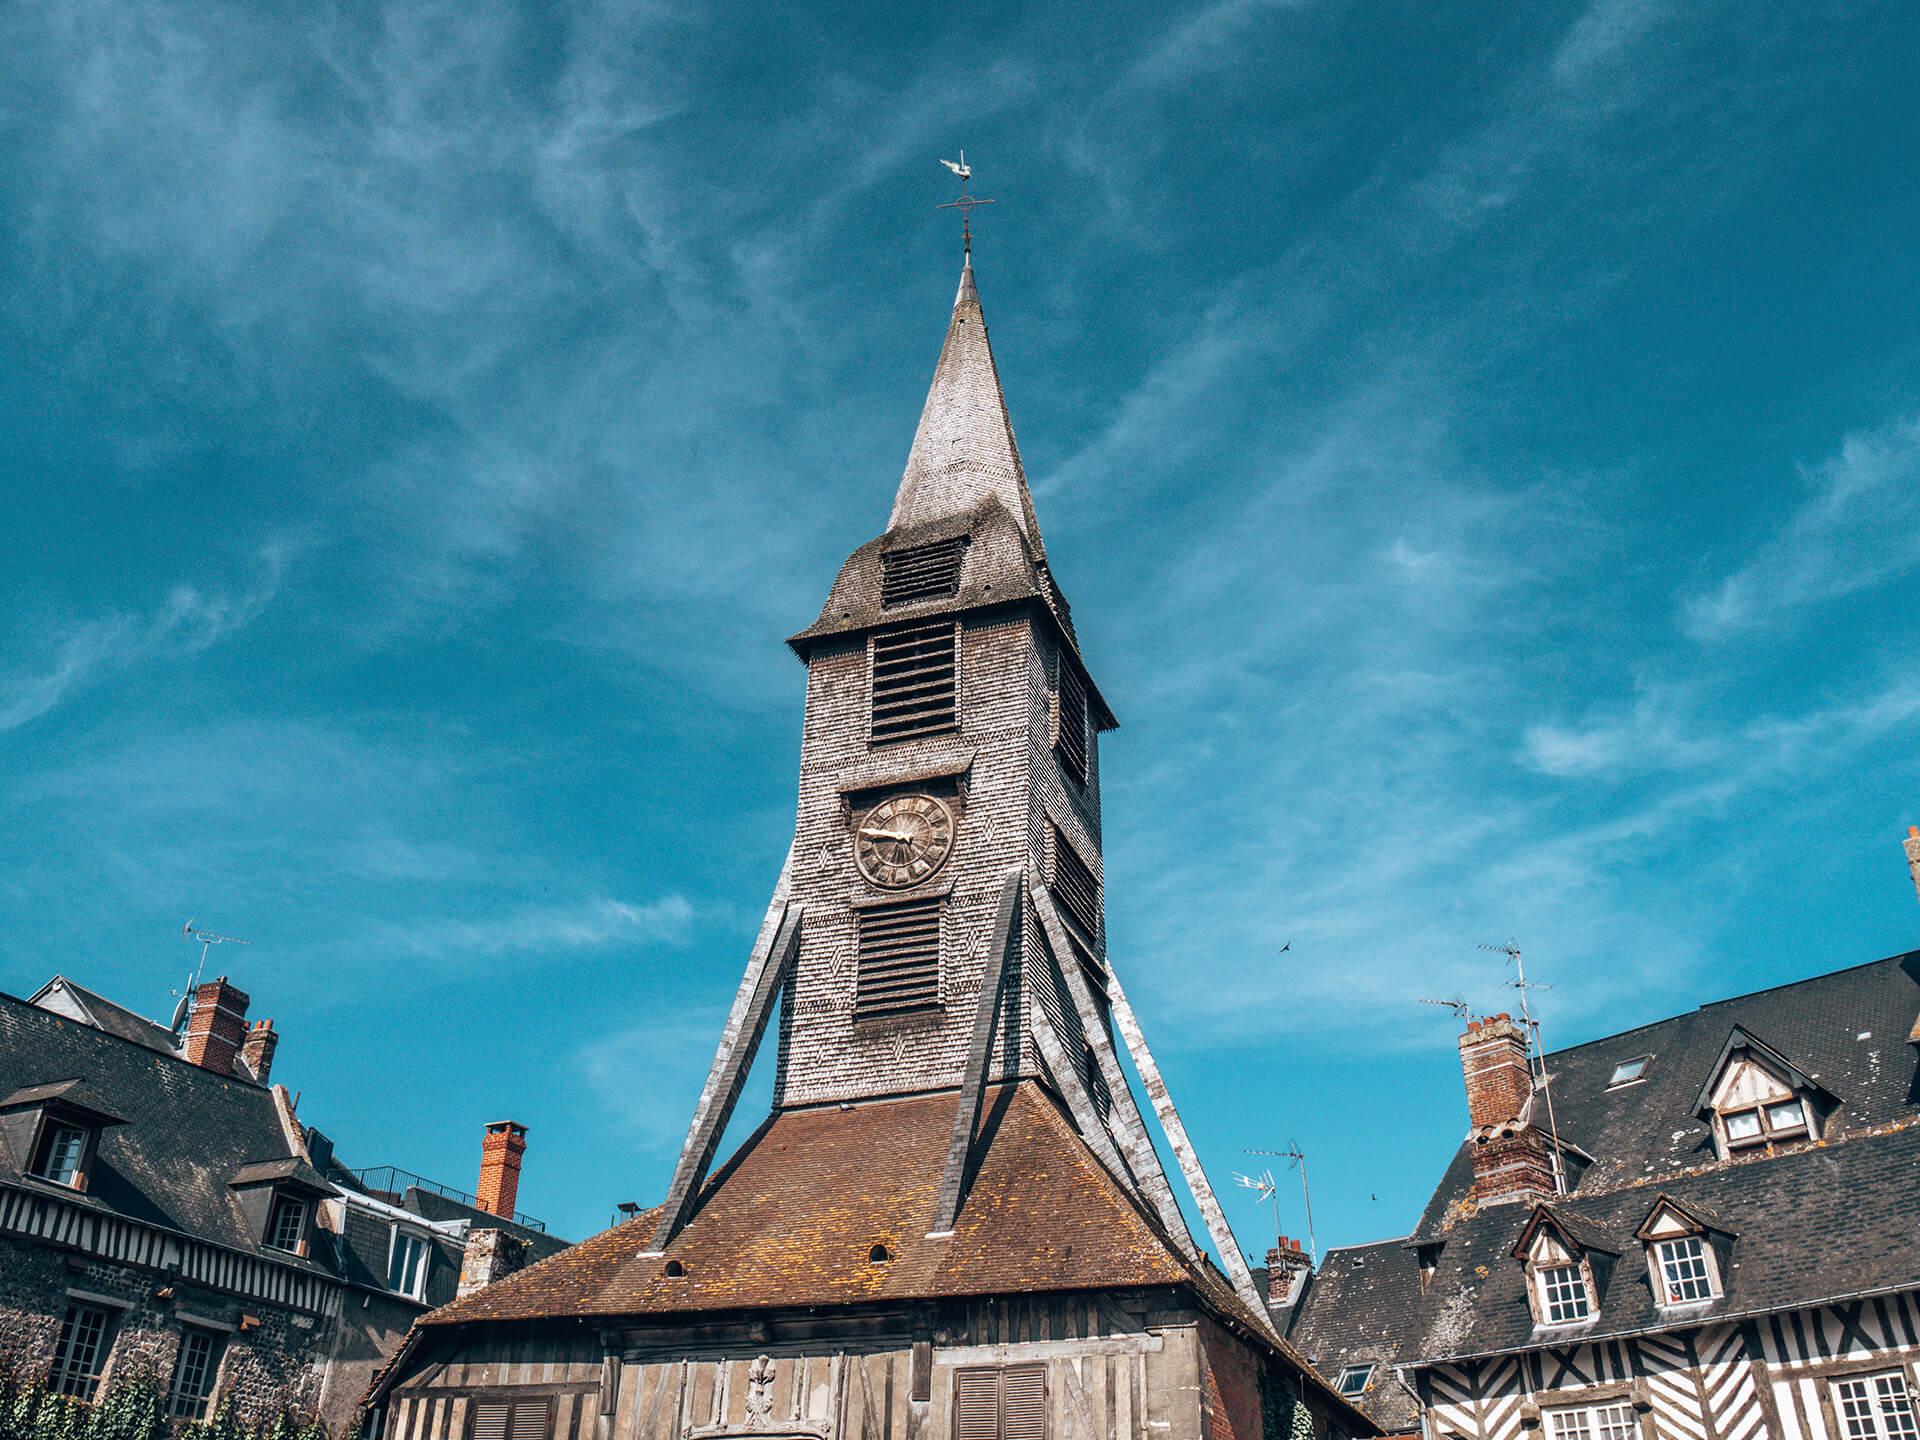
424 1081 1248 1326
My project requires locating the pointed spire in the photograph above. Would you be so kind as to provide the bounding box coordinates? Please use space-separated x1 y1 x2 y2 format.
889 261 1046 560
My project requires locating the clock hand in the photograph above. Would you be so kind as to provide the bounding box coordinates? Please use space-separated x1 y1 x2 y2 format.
859 828 917 843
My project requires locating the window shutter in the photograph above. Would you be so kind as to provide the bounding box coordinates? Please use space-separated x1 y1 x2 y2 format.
1001 1367 1048 1440
470 1404 511 1440
857 897 943 1018
508 1400 552 1440
871 625 958 742
882 538 968 607
954 1371 1001 1440
1049 828 1100 941
1055 663 1088 783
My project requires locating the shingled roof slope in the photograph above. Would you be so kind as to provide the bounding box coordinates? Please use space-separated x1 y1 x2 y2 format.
29 976 188 1058
425 1082 1203 1323
1362 1119 1920 1363
1284 1239 1424 1434
0 989 330 1269
1411 951 1920 1241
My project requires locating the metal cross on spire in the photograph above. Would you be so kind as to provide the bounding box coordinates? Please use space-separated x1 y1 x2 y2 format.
937 152 995 259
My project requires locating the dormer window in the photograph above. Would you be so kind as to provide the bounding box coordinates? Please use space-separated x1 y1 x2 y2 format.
1637 1195 1729 1307
1694 1027 1833 1159
0 1081 125 1195
1514 1208 1616 1328
1537 1264 1591 1323
389 1229 431 1299
230 1157 335 1258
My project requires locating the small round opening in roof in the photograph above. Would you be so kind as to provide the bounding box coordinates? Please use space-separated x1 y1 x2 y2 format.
663 1260 685 1277
868 1244 890 1265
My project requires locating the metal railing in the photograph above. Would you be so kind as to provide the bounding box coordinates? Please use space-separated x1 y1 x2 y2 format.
347 1165 547 1232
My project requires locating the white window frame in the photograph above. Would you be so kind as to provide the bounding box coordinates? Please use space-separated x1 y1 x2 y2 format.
1607 1056 1651 1088
1336 1364 1375 1398
33 1123 90 1187
1832 1371 1919 1440
264 1194 308 1253
1720 1094 1811 1150
1545 1401 1639 1440
1534 1262 1593 1325
1649 1234 1719 1306
388 1227 431 1300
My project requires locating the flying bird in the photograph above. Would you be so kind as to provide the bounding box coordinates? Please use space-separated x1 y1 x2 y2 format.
1279 940 1291 954
940 155 971 180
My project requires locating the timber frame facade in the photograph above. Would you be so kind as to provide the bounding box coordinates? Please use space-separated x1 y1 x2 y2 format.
1283 949 1920 1440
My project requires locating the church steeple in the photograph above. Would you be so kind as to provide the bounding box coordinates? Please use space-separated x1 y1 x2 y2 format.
887 262 1047 562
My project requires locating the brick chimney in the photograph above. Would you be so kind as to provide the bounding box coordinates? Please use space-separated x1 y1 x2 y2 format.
1905 826 1920 904
476 1121 528 1218
182 977 250 1076
1263 1236 1314 1306
240 1019 279 1083
1458 1013 1555 1205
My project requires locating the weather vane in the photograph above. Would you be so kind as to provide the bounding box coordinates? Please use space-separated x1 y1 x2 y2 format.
937 152 994 259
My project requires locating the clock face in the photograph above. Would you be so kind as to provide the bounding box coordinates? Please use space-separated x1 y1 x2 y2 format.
854 793 955 889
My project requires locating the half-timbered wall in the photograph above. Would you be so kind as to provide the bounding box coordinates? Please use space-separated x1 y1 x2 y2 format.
1418 1289 1920 1440
383 1297 1352 1440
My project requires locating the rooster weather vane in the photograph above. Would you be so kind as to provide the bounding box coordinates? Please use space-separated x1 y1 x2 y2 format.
937 152 994 258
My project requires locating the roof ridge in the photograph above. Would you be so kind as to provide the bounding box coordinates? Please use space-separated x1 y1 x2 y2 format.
1543 950 1920 1061
0 989 269 1086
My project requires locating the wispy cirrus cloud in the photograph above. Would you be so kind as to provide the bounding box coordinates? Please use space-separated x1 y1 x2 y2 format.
1685 415 1920 639
374 895 694 962
0 549 284 734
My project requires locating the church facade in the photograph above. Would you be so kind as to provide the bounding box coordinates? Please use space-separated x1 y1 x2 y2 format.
365 255 1377 1440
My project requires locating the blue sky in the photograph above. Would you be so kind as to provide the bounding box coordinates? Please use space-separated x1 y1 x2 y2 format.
3 0 1919 1257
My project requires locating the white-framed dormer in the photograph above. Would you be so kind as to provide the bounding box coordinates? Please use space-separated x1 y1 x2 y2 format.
1635 1196 1729 1311
1513 1208 1617 1331
1692 1026 1836 1161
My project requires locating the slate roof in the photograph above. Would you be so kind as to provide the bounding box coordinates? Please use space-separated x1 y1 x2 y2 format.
1289 951 1920 1377
0 987 331 1270
29 976 192 1058
1282 1240 1425 1434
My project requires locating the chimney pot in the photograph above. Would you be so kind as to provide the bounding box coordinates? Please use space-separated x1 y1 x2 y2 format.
240 1019 279 1084
182 977 251 1076
477 1120 529 1219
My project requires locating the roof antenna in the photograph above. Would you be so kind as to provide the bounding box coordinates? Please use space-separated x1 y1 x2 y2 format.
1420 996 1478 1022
937 153 994 261
1480 940 1566 1196
1244 1143 1317 1264
173 920 252 1033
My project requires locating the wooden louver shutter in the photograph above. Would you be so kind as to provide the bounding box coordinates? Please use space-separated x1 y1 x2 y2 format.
1055 661 1088 783
508 1401 552 1440
1000 1367 1047 1440
882 538 968 607
871 624 958 742
857 897 943 1018
470 1404 511 1440
1049 827 1101 941
954 1371 1000 1440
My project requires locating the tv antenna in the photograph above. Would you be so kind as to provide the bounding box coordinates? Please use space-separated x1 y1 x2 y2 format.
1245 1143 1317 1263
1420 996 1477 1022
1232 1168 1279 1250
1480 939 1565 1195
172 921 252 1032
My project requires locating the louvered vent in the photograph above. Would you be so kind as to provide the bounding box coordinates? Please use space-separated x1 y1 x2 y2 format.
856 897 942 1019
470 1401 549 1440
953 1367 1048 1440
954 1372 1000 1440
1055 661 1089 782
1001 1367 1048 1440
1051 827 1101 940
881 537 968 607
871 624 957 743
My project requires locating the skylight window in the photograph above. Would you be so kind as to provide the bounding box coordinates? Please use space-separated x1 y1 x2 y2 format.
1336 1365 1374 1398
1607 1056 1650 1087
